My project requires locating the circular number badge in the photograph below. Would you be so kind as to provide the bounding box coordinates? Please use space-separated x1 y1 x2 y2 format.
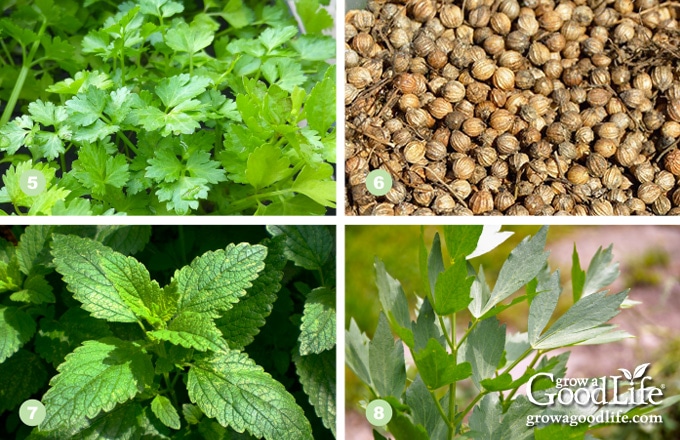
19 170 46 196
366 170 392 197
366 399 393 427
19 399 46 426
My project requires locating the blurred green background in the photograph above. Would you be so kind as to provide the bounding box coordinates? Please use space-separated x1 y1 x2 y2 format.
345 225 680 439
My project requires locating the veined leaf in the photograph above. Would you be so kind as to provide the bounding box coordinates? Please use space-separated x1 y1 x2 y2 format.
267 225 333 271
299 287 335 355
481 226 549 316
188 349 313 440
442 225 483 261
528 269 561 346
151 395 181 430
374 258 413 347
0 349 48 413
533 290 630 349
0 306 37 363
172 242 266 315
464 317 506 389
468 393 502 440
414 338 472 389
16 225 54 275
345 318 371 386
216 236 286 349
581 245 619 298
413 297 444 352
149 311 228 352
51 235 170 324
294 348 336 435
41 338 154 431
426 233 445 301
369 313 406 398
433 256 474 315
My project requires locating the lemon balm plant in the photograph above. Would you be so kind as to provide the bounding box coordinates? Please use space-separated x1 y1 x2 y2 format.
346 226 680 439
0 225 336 439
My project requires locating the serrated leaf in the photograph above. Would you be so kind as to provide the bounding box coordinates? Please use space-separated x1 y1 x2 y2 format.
468 393 502 440
52 235 170 324
528 269 561 346
72 144 129 197
165 21 214 54
0 349 48 412
0 306 36 363
426 233 445 301
294 0 333 34
292 164 336 207
481 226 549 316
0 115 36 155
149 311 228 352
41 338 154 431
498 397 537 440
345 318 371 386
374 258 414 347
533 290 630 349
10 274 55 304
245 144 291 189
16 225 54 276
581 245 619 298
414 338 472 389
299 287 335 355
156 74 211 108
442 225 483 261
369 313 406 398
413 297 444 352
267 225 333 271
387 409 430 440
172 243 266 315
94 225 151 256
216 236 286 349
188 350 313 440
64 87 107 126
404 374 446 437
294 348 336 435
302 65 335 134
151 395 181 430
35 308 113 368
434 257 474 315
464 317 506 389
70 402 148 440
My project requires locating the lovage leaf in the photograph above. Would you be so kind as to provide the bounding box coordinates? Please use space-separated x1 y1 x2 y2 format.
468 393 503 440
172 243 267 315
442 225 484 261
0 306 36 363
294 348 336 435
464 317 506 389
51 235 167 323
149 311 228 352
188 350 313 440
532 290 630 349
581 245 619 299
40 338 154 432
374 258 413 347
413 297 444 352
426 233 445 301
216 236 286 349
299 287 336 355
528 269 561 346
481 226 549 315
433 257 474 315
345 318 371 386
414 338 472 389
369 313 406 398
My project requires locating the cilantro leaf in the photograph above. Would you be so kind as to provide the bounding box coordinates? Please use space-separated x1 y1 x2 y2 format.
156 74 211 109
165 21 214 54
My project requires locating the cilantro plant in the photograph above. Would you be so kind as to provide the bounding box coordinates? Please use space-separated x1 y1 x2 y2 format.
0 225 336 438
0 0 336 215
346 226 679 440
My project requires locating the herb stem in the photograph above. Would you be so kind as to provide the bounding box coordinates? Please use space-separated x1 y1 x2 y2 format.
117 131 139 155
456 318 479 351
222 188 292 215
438 315 454 349
455 391 487 426
60 153 67 175
448 313 457 440
0 39 13 66
1 20 47 126
0 154 30 165
430 389 453 430
503 350 542 409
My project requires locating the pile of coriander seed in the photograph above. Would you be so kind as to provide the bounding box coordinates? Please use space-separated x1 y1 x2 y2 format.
345 0 680 215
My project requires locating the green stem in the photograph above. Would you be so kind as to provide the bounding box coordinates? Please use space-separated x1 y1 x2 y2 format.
438 315 454 349
1 20 48 125
431 389 453 430
503 350 543 409
60 153 66 175
455 392 487 427
0 39 14 66
0 154 31 165
448 313 457 440
118 131 139 155
456 318 479 351
222 188 292 215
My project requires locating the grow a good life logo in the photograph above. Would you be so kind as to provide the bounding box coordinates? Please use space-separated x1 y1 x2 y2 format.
525 363 665 427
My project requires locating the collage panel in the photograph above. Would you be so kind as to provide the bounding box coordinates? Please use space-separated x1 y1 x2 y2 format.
0 0 336 216
346 225 680 438
0 224 336 439
344 0 680 216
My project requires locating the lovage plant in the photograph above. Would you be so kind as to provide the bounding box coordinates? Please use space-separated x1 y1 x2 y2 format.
0 225 336 438
346 226 679 439
0 0 335 215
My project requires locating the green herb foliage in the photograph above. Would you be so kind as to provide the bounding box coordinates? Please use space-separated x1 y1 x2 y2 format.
346 226 676 439
0 225 336 439
0 0 336 215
